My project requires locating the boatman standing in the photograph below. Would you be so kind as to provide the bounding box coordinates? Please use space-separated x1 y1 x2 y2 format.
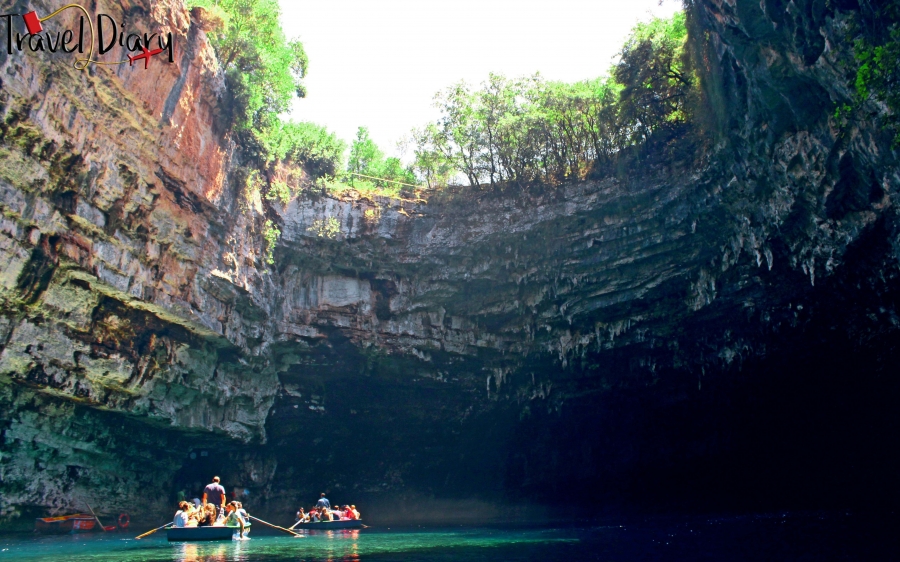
316 492 331 510
202 476 227 517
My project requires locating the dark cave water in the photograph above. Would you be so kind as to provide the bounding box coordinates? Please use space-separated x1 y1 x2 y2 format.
0 512 894 561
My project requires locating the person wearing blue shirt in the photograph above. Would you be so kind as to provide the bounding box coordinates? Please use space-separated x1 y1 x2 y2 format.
315 493 331 510
202 476 226 518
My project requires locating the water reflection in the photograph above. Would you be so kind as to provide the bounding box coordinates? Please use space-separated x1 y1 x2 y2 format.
342 529 359 561
0 524 586 562
175 541 247 562
317 529 360 562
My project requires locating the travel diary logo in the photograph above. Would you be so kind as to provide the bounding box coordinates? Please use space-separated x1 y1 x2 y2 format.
1 3 174 70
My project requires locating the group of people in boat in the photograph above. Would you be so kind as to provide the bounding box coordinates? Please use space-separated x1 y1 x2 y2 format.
172 476 249 538
295 493 361 523
173 478 359 536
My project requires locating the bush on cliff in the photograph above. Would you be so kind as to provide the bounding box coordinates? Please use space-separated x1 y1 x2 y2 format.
852 35 900 145
840 2 900 146
262 121 347 180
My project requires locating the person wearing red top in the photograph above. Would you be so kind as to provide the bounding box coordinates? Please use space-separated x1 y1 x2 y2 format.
343 505 355 520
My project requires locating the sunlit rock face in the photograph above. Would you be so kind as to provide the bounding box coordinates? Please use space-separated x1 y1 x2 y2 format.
0 0 898 525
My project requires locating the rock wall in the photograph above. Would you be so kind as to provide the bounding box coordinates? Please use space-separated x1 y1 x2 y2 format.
0 0 898 524
0 0 279 522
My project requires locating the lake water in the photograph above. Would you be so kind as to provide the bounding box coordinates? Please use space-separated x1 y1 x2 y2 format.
0 512 894 561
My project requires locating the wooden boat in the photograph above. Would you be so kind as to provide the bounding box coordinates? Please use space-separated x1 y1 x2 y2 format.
166 524 250 541
34 514 116 534
293 519 363 530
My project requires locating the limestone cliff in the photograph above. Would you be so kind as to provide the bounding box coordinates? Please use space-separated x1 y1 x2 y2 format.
0 0 276 520
0 0 898 524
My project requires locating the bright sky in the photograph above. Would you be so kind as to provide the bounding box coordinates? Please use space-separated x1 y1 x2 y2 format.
281 0 682 158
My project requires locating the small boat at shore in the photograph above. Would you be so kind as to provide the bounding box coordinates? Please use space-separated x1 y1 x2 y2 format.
167 524 250 542
293 519 364 530
35 514 116 534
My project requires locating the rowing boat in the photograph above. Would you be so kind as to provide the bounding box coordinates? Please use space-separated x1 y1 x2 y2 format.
166 524 250 541
293 519 363 530
34 514 116 534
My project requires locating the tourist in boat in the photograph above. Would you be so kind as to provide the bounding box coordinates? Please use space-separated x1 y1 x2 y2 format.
173 501 192 528
223 502 247 538
196 503 218 527
183 503 200 527
309 508 320 522
343 505 356 520
202 504 219 527
295 507 309 523
351 505 360 519
202 476 227 517
316 492 331 510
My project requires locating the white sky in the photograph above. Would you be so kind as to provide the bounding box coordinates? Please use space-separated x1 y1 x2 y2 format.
281 0 682 158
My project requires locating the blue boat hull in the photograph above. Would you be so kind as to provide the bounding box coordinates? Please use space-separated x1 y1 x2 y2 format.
294 519 363 530
167 525 249 541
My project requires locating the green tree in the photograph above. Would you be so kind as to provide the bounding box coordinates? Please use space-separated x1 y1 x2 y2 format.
189 0 308 133
614 12 691 147
408 12 696 189
433 83 482 185
348 127 416 189
348 127 385 177
411 124 455 188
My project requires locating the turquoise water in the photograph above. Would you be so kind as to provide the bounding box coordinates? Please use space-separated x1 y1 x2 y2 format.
0 527 579 561
0 513 894 561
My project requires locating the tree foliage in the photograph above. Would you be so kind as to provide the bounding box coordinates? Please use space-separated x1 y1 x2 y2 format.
614 12 692 148
840 3 900 145
262 121 347 179
410 12 697 188
191 0 350 207
189 0 308 134
347 127 416 189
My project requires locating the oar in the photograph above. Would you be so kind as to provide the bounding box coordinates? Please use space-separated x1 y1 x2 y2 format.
135 522 173 539
85 503 107 533
248 515 303 537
